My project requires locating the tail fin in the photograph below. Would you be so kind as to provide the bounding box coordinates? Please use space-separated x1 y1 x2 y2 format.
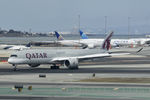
54 31 64 40
79 30 88 39
26 43 31 47
102 31 114 50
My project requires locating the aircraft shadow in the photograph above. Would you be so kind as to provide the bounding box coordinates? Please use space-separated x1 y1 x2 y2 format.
1 67 150 75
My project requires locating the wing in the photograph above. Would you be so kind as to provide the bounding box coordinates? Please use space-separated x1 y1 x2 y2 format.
51 53 111 62
51 52 130 63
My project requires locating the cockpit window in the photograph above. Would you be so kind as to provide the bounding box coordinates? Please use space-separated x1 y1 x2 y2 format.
10 55 17 57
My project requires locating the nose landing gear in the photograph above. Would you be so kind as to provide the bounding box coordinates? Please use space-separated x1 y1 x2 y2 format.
12 64 17 71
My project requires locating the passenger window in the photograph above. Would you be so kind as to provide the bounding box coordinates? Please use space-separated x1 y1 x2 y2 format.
10 55 17 57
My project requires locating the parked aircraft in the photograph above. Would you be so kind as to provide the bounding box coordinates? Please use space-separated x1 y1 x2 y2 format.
1 43 31 50
8 31 128 70
55 31 82 47
79 31 150 47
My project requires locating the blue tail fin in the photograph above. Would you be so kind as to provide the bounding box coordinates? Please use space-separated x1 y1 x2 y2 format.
79 30 88 39
54 31 64 40
102 31 113 50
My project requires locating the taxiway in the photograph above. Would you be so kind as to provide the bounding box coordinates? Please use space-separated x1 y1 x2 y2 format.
0 47 150 100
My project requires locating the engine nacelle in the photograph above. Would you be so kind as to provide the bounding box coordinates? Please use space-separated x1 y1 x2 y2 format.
111 43 119 47
88 44 95 49
28 64 40 67
64 58 79 69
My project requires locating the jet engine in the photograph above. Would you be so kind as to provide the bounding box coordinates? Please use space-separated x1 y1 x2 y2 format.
28 64 40 67
88 44 95 49
64 58 79 69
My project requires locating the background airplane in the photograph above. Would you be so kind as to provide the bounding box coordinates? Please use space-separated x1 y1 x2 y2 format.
79 31 150 47
54 31 82 47
1 43 31 50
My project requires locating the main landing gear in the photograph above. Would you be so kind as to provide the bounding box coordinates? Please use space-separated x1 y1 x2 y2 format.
50 64 60 69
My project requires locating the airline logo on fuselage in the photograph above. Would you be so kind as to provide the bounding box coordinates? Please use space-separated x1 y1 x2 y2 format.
26 53 47 59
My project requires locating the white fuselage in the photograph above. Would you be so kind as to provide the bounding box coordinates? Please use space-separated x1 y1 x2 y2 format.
8 48 107 65
57 38 150 48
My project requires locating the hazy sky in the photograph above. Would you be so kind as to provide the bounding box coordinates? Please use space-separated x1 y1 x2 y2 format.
0 0 150 34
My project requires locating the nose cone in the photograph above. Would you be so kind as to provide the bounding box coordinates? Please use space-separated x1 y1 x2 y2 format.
8 58 14 64
8 57 26 64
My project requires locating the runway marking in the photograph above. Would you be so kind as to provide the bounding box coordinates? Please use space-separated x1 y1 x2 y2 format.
79 77 150 83
81 64 150 68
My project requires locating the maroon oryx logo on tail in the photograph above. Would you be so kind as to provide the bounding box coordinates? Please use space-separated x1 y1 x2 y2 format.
102 31 113 50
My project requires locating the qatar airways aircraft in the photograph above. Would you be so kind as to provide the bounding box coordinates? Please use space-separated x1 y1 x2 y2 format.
8 31 129 70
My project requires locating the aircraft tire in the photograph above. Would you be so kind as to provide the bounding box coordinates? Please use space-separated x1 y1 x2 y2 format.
51 66 59 69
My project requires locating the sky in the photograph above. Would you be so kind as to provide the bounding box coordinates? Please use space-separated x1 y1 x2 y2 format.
0 0 150 34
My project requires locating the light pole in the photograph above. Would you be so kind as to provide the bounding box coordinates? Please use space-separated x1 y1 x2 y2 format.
78 15 80 31
104 16 107 33
128 17 130 39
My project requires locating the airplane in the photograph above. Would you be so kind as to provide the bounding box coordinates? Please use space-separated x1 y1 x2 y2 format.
80 30 150 48
55 31 84 47
8 31 130 71
2 43 31 50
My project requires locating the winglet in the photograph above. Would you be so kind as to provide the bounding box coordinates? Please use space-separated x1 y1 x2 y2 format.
54 31 64 40
79 30 88 39
136 47 143 53
102 31 114 50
